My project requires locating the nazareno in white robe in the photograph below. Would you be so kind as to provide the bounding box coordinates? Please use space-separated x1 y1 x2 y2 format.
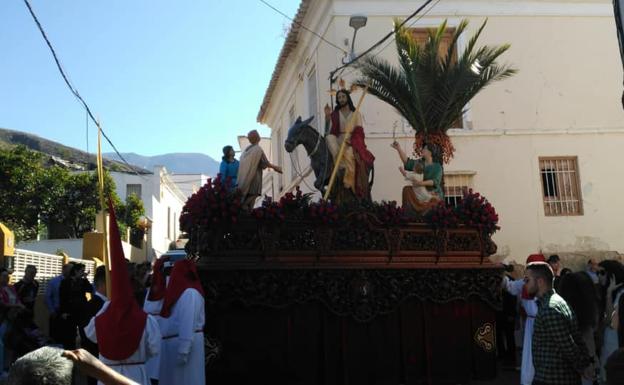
158 287 205 385
85 301 162 385
143 291 165 382
503 277 538 385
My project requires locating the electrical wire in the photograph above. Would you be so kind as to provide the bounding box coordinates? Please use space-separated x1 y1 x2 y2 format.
85 109 89 154
338 0 442 80
328 0 437 81
23 0 146 178
259 0 348 55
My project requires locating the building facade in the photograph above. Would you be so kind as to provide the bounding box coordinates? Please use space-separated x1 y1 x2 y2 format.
257 0 624 265
110 166 186 260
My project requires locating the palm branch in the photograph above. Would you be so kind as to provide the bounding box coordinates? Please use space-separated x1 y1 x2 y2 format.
355 18 516 160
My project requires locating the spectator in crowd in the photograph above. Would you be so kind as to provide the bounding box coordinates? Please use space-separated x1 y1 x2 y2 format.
527 262 594 385
547 254 562 290
0 268 23 309
585 259 601 284
0 268 24 373
14 265 39 314
83 265 108 385
59 263 93 349
219 145 239 190
598 260 624 381
558 272 600 385
7 346 138 385
132 262 151 308
606 348 624 385
45 263 73 344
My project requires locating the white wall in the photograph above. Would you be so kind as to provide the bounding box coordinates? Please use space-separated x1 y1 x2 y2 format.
258 0 624 263
110 167 185 259
170 174 208 198
17 239 83 259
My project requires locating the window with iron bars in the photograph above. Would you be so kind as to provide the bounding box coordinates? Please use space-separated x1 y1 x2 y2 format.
539 157 583 216
444 172 474 207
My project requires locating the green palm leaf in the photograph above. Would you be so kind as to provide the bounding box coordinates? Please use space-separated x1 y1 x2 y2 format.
355 18 517 138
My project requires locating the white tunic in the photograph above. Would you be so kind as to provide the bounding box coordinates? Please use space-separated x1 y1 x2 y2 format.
143 295 165 381
85 302 161 385
503 277 537 385
158 288 205 385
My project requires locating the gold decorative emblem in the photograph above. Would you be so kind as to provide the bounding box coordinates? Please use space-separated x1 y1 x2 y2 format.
474 323 495 352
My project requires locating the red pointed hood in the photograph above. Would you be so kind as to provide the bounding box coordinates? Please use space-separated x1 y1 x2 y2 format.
147 256 168 302
95 200 148 360
160 259 204 318
526 253 546 264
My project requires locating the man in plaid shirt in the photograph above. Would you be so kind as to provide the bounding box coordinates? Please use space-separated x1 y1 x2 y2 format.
526 262 595 385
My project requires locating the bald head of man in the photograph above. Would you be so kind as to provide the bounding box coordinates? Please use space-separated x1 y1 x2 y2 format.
247 130 260 145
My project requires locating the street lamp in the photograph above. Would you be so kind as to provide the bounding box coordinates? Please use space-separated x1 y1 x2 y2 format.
613 0 624 108
346 14 368 63
136 216 152 233
136 216 153 261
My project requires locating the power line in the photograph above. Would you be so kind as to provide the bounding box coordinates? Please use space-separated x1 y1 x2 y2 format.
259 0 348 55
23 0 144 177
85 109 89 154
338 0 442 80
375 0 443 58
328 0 437 81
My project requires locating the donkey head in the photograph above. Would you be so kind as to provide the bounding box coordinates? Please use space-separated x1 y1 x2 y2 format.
284 115 315 153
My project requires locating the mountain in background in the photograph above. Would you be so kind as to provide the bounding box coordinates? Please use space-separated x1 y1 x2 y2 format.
0 128 148 173
104 152 219 176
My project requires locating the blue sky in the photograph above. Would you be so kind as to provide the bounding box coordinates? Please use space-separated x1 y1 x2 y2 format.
0 0 299 160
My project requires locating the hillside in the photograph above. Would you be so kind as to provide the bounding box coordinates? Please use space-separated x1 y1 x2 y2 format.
0 128 149 173
104 152 220 176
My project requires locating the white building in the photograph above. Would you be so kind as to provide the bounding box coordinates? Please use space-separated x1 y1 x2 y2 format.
257 0 624 266
110 166 186 260
169 174 209 198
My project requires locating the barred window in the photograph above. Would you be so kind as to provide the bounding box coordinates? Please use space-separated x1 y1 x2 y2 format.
126 184 142 200
539 157 583 216
444 172 474 207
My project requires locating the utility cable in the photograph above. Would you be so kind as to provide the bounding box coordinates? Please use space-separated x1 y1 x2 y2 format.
259 0 348 55
23 0 145 177
338 0 442 80
328 0 437 81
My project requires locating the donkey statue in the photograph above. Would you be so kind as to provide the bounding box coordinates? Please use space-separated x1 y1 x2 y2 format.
284 115 373 202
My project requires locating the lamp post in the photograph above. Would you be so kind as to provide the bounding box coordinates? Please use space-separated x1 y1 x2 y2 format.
614 0 624 108
136 216 152 261
343 15 368 64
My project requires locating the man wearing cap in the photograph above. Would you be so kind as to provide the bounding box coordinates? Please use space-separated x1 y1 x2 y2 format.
84 201 161 385
158 259 205 385
502 253 546 385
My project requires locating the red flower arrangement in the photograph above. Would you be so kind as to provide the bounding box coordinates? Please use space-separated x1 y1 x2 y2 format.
252 196 285 222
179 174 242 234
424 201 459 230
375 201 406 226
252 187 312 222
307 199 339 225
454 189 500 235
